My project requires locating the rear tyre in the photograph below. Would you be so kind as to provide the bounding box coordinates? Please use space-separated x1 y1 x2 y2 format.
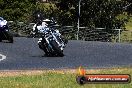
7 33 13 43
50 40 64 57
0 32 3 42
3 31 13 43
64 38 68 44
8 36 13 43
60 35 68 44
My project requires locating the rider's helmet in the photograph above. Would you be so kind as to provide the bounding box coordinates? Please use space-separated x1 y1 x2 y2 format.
36 13 42 20
36 13 43 25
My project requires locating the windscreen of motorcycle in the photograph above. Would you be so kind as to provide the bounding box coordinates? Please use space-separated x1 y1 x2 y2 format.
0 20 7 27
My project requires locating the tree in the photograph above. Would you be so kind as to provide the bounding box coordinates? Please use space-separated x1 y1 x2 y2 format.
55 0 130 28
55 0 131 40
0 0 35 22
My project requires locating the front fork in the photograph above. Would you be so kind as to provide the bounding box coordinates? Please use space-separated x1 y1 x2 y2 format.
38 37 52 54
53 34 65 51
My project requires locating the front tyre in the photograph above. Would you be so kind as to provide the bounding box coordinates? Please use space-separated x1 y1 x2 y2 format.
38 40 52 56
50 40 64 57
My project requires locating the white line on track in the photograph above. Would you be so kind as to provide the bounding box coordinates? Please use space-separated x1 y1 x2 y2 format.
0 54 6 61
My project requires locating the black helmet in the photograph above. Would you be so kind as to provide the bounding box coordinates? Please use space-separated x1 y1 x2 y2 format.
36 13 43 20
35 13 43 24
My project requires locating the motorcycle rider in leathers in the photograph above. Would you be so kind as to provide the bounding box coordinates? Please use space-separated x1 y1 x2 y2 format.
32 14 68 56
0 17 13 43
32 14 68 44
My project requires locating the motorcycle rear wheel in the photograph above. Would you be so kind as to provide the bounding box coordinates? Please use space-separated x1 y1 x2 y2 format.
0 31 13 43
0 32 2 42
7 32 13 43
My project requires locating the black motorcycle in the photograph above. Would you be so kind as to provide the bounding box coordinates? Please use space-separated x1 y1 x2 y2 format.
0 25 13 43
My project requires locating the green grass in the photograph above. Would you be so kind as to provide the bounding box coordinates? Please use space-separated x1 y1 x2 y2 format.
0 68 132 88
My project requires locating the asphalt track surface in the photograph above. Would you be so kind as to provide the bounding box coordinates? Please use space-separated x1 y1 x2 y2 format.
0 37 132 70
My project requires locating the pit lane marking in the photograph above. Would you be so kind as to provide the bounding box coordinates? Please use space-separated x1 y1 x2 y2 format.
0 54 6 61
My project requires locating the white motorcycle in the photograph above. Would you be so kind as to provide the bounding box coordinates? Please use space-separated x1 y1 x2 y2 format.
0 17 13 43
33 19 68 56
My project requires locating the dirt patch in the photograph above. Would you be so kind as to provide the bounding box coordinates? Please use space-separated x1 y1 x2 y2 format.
0 70 45 77
0 68 128 77
0 69 100 77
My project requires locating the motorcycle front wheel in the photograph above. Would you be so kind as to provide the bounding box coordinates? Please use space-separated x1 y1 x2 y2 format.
50 40 64 57
38 42 50 55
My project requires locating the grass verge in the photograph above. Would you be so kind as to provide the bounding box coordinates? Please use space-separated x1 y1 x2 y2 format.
0 67 131 88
